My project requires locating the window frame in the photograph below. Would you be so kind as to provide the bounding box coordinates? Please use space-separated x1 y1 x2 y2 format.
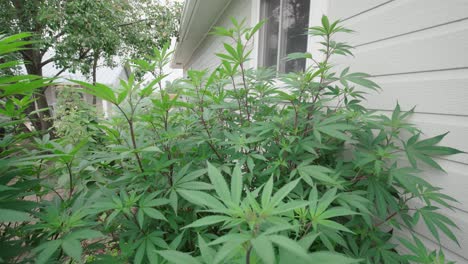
251 0 329 72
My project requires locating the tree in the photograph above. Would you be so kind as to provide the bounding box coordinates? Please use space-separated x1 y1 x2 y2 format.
0 0 181 133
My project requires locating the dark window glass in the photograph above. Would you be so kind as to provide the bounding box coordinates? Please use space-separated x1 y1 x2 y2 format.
260 0 310 73
261 0 281 69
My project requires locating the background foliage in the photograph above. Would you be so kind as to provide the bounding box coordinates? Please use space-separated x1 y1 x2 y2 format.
0 17 463 263
0 0 182 132
52 86 98 144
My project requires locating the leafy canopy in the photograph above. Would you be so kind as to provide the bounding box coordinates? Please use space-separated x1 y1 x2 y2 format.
0 16 462 264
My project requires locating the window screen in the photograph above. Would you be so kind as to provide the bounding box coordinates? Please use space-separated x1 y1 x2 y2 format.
260 0 310 73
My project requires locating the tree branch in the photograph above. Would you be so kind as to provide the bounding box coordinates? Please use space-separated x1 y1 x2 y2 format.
40 57 56 67
49 48 92 79
19 50 34 63
116 18 151 28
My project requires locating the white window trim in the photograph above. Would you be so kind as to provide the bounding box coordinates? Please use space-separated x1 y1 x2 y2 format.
250 0 262 69
250 0 330 70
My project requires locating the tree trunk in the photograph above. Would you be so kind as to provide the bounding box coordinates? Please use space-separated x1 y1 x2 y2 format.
35 87 54 133
23 52 54 135
11 0 54 135
92 51 98 105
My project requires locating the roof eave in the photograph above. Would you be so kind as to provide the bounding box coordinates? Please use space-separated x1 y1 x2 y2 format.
171 0 231 69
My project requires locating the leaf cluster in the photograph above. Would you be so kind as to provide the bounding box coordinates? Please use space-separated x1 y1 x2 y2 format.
0 16 463 264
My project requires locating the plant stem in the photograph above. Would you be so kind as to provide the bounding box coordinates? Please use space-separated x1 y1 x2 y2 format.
303 34 332 137
300 221 313 240
239 62 251 122
115 105 144 173
200 114 223 160
375 211 398 228
292 101 299 134
230 75 244 125
128 120 144 173
245 245 252 264
66 162 73 200
195 84 223 161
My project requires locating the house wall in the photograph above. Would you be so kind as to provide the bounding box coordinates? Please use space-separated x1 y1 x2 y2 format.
324 0 468 262
181 0 468 260
184 0 253 72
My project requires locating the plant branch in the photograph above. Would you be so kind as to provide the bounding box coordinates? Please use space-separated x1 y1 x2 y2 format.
230 75 244 125
374 211 398 228
239 62 251 122
115 104 144 173
245 245 252 264
65 162 74 200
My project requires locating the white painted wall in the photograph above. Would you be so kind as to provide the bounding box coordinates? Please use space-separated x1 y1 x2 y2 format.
184 0 253 72
324 0 468 261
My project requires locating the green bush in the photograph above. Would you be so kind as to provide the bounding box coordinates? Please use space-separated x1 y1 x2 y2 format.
52 86 99 144
0 17 462 264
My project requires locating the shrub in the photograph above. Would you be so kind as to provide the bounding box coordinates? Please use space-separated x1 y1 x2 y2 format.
0 17 462 263
52 86 99 144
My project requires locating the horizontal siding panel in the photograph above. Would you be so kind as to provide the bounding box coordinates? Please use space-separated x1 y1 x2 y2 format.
326 0 468 260
337 0 468 46
328 0 390 20
394 228 468 263
362 69 468 116
322 109 468 164
405 200 468 259
375 111 468 164
407 115 468 164
397 158 468 213
332 19 468 76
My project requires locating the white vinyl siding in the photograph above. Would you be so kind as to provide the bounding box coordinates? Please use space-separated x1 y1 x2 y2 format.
180 0 468 260
184 0 253 72
324 0 468 261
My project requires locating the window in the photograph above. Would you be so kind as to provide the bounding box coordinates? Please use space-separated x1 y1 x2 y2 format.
259 0 310 73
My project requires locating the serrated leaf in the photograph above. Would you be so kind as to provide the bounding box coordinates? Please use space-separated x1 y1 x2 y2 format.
0 208 31 222
231 164 243 205
183 215 230 229
34 240 62 264
213 241 242 264
158 250 201 264
405 133 463 171
72 80 117 105
269 179 300 209
143 208 167 221
206 162 231 203
269 235 309 260
252 235 275 264
318 207 357 220
317 219 354 233
286 52 312 61
146 241 159 264
177 189 226 211
62 238 82 261
134 243 146 264
309 251 360 263
67 229 103 240
262 176 274 208
198 234 216 263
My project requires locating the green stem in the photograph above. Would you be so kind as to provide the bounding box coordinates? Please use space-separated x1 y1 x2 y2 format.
239 62 251 122
230 75 244 125
66 162 73 200
115 105 144 173
245 245 252 264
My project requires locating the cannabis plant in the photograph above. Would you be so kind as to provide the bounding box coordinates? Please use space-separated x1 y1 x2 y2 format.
0 17 463 264
52 86 100 144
